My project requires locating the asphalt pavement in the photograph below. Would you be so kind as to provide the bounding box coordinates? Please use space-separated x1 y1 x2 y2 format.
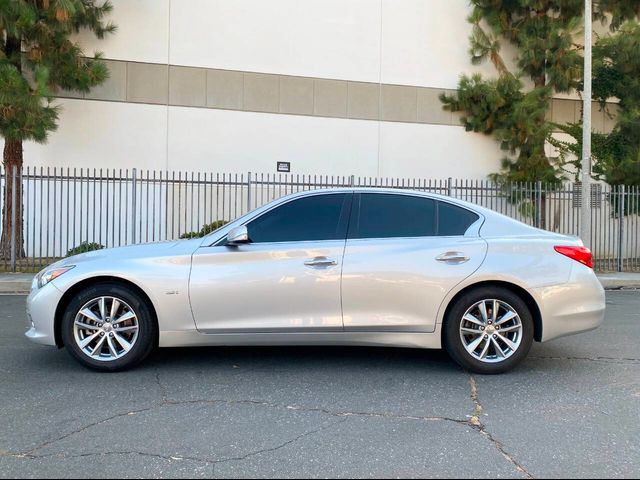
0 291 638 479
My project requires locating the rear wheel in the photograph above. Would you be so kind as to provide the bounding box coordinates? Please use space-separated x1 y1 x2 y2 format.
61 283 157 372
443 286 534 374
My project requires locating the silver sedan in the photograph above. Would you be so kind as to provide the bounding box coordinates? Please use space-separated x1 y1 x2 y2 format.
26 188 605 374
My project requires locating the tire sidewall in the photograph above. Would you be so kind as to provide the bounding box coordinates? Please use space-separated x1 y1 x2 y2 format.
61 283 157 372
444 286 534 374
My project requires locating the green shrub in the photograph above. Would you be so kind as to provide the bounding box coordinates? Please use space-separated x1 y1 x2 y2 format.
66 242 106 257
180 220 228 239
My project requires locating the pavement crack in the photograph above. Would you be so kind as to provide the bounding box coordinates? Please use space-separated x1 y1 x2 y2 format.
22 405 159 458
163 397 469 426
529 355 640 365
12 394 479 465
35 450 214 466
466 372 534 479
467 373 483 427
211 417 349 466
475 428 534 479
155 370 168 403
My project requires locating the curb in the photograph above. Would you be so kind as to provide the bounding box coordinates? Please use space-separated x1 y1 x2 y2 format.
0 274 33 295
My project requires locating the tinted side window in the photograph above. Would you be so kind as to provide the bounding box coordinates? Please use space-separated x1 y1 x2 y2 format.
350 194 436 239
437 202 479 236
248 194 350 243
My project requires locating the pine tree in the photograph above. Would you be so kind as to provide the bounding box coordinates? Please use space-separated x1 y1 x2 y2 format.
442 1 640 227
555 20 640 189
0 0 115 259
441 0 586 187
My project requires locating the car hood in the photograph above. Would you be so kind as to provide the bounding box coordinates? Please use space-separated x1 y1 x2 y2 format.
52 239 202 268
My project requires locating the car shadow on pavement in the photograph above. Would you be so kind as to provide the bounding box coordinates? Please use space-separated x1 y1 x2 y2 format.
143 345 459 372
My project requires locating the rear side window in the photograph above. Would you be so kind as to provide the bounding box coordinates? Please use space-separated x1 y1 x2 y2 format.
248 193 350 243
349 194 436 239
437 201 479 236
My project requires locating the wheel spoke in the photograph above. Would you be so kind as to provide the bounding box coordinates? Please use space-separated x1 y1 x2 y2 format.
80 308 102 323
497 324 521 333
114 325 138 333
496 333 518 351
113 311 135 325
110 299 121 320
113 333 132 352
90 335 106 356
495 310 517 326
491 337 506 358
463 313 484 327
478 301 489 323
99 297 107 322
74 321 100 331
79 331 101 349
492 300 498 323
461 327 482 335
465 334 486 354
106 336 118 357
479 338 491 359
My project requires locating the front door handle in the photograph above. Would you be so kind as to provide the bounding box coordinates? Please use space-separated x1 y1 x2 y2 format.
304 257 338 268
436 252 470 264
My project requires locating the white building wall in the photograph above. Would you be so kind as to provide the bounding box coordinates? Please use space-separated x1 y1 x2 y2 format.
13 0 560 179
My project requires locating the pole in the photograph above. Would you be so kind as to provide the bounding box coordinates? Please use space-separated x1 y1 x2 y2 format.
618 185 625 272
580 0 593 247
10 166 17 273
131 168 137 244
247 171 252 212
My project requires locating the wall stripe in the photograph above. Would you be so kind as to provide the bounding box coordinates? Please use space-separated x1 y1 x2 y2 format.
58 59 620 133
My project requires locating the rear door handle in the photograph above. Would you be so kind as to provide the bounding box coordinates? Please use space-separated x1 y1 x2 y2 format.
304 257 338 267
436 252 470 264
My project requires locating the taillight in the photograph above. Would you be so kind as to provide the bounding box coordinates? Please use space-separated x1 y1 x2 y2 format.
554 246 594 269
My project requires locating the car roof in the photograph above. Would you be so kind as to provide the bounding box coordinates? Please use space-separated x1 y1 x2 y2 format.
279 187 482 210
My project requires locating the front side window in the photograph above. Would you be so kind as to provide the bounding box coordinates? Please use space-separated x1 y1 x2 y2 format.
247 193 350 243
349 194 437 239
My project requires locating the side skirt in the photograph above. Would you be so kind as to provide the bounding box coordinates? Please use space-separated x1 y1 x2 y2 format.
159 325 443 350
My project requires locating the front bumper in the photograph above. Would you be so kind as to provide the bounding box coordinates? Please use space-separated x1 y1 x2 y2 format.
25 283 63 346
534 264 606 342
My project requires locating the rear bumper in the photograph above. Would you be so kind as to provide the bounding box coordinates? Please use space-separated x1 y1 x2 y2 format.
534 265 606 342
25 284 63 347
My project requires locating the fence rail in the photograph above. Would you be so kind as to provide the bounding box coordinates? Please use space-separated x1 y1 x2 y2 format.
1 166 639 272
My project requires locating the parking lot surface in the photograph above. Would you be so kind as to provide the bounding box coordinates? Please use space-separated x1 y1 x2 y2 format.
0 291 639 479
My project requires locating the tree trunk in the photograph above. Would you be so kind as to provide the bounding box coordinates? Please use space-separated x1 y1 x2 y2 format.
0 140 25 260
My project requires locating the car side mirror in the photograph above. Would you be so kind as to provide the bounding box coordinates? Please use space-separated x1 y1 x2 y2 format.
226 225 250 246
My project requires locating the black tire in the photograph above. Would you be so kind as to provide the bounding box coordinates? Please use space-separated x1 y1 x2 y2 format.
443 286 534 374
61 282 157 372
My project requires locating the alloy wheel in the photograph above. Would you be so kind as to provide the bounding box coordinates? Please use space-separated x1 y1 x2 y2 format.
73 296 140 362
459 299 523 363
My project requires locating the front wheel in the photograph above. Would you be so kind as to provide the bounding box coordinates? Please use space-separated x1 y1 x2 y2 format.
61 283 157 372
443 287 534 374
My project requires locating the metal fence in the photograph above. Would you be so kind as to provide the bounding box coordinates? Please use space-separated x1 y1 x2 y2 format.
1 166 639 272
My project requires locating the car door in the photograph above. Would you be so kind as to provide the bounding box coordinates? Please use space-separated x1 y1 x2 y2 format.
189 192 353 333
341 193 487 333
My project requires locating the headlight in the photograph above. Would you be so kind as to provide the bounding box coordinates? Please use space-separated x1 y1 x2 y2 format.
33 266 75 290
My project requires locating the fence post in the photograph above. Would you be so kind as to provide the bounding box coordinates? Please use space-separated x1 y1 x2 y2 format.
447 177 453 197
10 166 17 273
350 175 355 187
131 168 137 244
247 171 252 212
535 181 542 229
618 185 625 272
